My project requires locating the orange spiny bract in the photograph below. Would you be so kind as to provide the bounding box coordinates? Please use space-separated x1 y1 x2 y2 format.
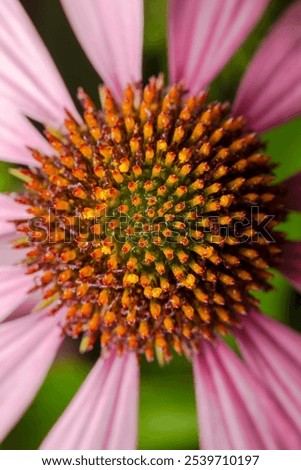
14 77 286 364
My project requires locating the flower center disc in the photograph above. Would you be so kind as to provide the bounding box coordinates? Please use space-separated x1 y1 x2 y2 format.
15 77 285 363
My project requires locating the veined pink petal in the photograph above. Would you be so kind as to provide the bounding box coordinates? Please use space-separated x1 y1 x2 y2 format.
0 98 52 165
0 266 33 322
282 172 301 212
279 241 301 292
60 0 143 101
41 351 139 449
0 312 63 442
234 2 301 132
0 0 79 125
236 311 301 434
193 348 232 449
168 0 268 94
193 340 300 449
0 194 29 235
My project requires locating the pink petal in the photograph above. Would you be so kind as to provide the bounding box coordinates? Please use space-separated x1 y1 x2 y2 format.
9 292 42 322
279 241 301 292
168 0 268 94
236 311 301 434
0 0 79 125
193 340 300 449
193 347 232 449
0 236 28 266
234 2 301 132
41 351 139 449
0 193 29 235
282 172 301 212
0 266 33 322
0 98 52 165
60 0 143 101
0 312 63 442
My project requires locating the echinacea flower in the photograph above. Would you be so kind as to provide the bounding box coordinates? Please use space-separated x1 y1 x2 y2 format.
0 0 301 450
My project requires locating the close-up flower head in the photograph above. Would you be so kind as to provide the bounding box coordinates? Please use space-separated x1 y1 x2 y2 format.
0 0 301 451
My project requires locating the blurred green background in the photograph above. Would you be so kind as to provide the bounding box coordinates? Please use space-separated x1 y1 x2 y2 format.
1 0 301 450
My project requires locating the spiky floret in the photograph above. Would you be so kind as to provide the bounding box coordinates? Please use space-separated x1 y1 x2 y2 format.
14 76 286 363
